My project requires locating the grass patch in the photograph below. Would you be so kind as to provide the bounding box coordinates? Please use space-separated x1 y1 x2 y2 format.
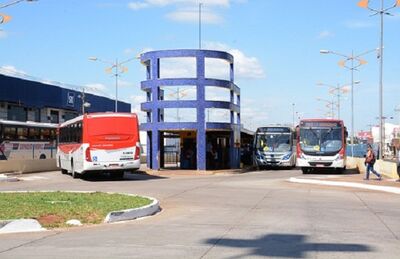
0 192 152 228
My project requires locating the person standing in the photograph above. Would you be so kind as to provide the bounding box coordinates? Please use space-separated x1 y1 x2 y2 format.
364 145 382 180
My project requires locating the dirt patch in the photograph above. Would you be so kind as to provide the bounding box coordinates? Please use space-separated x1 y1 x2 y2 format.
85 212 102 224
37 214 64 226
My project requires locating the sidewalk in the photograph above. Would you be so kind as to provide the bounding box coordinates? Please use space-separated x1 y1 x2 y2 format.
139 165 252 176
289 172 400 194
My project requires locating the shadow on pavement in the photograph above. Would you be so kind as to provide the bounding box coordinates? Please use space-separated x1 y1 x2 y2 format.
204 233 373 258
304 168 359 175
80 171 167 182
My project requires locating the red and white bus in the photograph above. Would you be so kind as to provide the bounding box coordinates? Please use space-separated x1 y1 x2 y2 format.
57 113 141 178
0 120 57 160
296 119 347 173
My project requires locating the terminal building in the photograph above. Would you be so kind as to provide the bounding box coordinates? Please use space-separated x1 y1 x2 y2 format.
0 74 131 123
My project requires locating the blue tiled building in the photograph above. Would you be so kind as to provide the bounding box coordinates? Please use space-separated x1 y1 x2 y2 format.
0 74 130 123
140 49 241 170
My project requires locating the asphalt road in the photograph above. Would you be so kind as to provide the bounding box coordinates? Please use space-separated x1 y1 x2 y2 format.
0 169 399 259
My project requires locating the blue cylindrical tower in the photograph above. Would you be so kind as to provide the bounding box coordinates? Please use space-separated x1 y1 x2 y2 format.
140 49 240 170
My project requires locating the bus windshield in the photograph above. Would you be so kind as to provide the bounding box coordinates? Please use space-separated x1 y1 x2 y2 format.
299 127 342 154
255 133 291 152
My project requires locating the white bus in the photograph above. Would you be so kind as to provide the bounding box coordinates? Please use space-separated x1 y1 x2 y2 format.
0 119 57 160
57 113 141 178
296 119 347 173
253 126 296 169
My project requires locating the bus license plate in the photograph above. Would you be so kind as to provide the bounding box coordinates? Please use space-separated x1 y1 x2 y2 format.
316 164 324 167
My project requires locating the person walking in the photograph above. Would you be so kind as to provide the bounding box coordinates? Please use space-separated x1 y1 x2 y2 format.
364 145 382 180
396 147 400 182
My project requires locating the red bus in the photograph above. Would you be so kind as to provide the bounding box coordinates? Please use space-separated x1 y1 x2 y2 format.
296 119 347 173
57 113 141 178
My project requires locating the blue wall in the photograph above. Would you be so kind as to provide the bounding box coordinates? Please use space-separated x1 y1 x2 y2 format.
0 74 130 113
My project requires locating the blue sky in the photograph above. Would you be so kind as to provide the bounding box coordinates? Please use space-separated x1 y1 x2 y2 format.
1 0 399 132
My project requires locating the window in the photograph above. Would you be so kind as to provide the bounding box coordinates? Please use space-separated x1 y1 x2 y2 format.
29 128 40 140
17 127 28 140
4 126 16 140
64 112 77 121
59 121 83 143
7 105 27 122
50 110 59 123
40 128 50 141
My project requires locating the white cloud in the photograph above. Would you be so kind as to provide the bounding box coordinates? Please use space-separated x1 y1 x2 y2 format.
128 2 150 10
0 30 7 39
153 43 265 80
0 65 26 76
204 41 265 79
83 83 112 97
317 30 334 39
344 20 374 29
166 9 223 24
130 95 147 122
128 0 230 10
128 0 243 24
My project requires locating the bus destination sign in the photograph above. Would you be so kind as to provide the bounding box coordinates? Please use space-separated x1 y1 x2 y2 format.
300 121 342 128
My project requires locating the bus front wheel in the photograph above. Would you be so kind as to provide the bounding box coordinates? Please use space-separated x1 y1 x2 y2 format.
71 160 79 179
59 158 68 174
301 167 310 174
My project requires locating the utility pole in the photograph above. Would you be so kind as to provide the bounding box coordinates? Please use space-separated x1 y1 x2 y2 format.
199 2 202 49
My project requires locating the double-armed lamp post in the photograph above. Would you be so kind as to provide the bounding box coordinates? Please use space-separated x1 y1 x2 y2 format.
0 0 37 24
89 57 136 112
357 0 400 158
320 48 377 157
316 97 337 119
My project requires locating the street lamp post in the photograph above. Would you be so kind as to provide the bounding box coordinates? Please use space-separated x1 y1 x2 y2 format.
292 103 295 128
316 98 336 118
320 48 377 157
317 81 359 120
0 0 36 9
357 0 400 158
89 56 135 112
0 0 37 25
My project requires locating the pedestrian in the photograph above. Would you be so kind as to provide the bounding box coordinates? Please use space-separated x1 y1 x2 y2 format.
364 145 382 180
396 147 400 182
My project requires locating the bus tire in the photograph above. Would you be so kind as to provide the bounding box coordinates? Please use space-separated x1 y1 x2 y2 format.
39 154 46 159
336 168 344 174
110 171 124 179
59 158 68 174
301 167 309 174
71 160 79 179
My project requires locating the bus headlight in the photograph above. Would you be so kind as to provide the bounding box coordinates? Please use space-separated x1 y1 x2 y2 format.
282 152 292 160
335 154 344 161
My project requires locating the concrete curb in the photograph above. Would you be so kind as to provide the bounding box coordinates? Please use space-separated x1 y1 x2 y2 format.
0 191 160 234
289 177 400 195
0 219 46 234
104 195 160 223
0 174 19 182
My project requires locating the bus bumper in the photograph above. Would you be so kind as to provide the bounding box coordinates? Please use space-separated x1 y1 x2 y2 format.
83 159 141 172
296 156 345 168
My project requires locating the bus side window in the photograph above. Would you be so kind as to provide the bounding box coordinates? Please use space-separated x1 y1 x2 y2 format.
28 128 40 140
40 128 51 141
77 123 82 143
4 126 16 140
17 127 28 140
50 129 56 141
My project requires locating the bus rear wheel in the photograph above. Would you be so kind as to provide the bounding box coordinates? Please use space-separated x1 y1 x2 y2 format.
110 171 124 179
